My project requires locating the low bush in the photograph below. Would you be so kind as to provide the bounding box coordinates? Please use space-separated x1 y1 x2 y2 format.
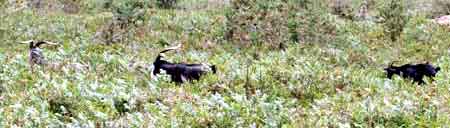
379 0 409 42
156 0 178 9
93 0 149 44
225 0 337 48
48 97 76 122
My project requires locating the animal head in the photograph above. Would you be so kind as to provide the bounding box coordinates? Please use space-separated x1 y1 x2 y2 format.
152 44 181 76
384 62 400 79
152 55 171 75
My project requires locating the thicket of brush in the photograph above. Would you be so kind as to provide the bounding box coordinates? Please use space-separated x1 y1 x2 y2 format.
1 0 450 127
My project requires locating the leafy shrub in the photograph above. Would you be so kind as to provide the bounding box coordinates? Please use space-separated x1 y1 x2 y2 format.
112 0 148 24
48 97 76 122
329 0 376 20
114 98 130 116
225 0 336 48
287 17 299 43
292 1 337 43
379 0 409 42
225 0 288 48
156 0 178 9
60 0 81 14
79 0 112 12
93 0 149 44
330 0 355 20
352 113 414 127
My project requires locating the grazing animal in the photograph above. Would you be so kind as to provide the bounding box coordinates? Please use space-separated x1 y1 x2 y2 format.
152 44 217 83
20 40 58 72
384 62 441 85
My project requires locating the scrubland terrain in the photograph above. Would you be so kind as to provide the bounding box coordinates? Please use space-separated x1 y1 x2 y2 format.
1 0 450 127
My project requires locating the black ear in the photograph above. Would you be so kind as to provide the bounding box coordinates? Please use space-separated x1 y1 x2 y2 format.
436 67 441 72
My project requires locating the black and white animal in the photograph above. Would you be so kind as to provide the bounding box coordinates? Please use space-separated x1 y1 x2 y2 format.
152 44 217 83
20 40 58 72
384 62 441 85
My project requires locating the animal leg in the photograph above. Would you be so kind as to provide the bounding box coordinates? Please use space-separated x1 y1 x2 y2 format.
181 75 188 83
415 79 425 85
171 75 183 84
30 61 35 73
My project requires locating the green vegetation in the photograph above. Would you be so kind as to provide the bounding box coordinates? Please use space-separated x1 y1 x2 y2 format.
379 0 408 42
1 0 450 127
156 0 178 9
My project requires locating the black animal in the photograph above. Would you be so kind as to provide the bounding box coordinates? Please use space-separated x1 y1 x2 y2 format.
20 40 58 72
384 62 440 84
152 45 217 83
